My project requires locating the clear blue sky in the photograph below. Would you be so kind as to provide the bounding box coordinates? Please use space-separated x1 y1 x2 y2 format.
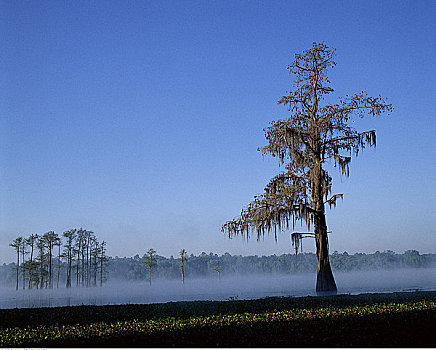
1 0 435 263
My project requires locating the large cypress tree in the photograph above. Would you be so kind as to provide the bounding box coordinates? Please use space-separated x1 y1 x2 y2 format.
222 42 392 294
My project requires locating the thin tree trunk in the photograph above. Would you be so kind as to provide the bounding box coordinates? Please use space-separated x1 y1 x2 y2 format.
15 251 19 291
81 248 85 287
21 247 25 290
94 263 97 287
86 240 89 287
48 243 52 289
148 267 152 286
56 244 61 288
100 257 103 287
92 246 97 287
67 242 73 288
76 247 80 287
40 260 44 289
28 243 34 289
67 250 72 288
66 249 71 288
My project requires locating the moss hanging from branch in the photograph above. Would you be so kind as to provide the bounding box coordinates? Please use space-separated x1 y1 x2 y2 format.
222 43 392 244
291 232 316 254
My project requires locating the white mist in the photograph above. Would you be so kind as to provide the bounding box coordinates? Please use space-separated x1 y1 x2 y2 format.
0 268 434 309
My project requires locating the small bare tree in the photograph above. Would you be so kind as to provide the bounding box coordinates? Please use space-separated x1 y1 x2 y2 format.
179 249 187 284
211 265 223 281
143 248 157 286
222 42 392 294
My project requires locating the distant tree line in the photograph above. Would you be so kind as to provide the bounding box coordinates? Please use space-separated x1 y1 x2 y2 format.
103 249 435 282
2 249 434 287
7 229 108 290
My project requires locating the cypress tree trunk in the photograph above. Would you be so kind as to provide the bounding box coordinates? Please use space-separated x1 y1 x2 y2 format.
314 212 337 294
312 160 337 295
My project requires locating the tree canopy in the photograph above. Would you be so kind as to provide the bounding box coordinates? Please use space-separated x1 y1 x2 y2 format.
221 42 392 293
222 42 392 243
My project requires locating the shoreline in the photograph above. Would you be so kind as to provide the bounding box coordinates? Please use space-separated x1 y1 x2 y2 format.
1 290 435 347
0 289 434 324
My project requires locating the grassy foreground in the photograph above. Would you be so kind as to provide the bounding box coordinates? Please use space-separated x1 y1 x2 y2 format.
0 291 435 347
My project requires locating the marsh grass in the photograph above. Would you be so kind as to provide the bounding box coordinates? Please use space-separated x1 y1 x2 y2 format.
1 291 435 347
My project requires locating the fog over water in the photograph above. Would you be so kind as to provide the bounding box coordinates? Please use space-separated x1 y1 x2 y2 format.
1 268 435 309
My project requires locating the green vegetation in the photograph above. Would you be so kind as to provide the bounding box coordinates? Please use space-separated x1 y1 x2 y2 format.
0 291 434 347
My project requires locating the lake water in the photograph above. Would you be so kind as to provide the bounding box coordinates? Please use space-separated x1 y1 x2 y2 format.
1 268 435 309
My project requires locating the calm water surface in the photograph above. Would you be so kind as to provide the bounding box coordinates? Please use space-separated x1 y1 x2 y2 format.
1 268 435 309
